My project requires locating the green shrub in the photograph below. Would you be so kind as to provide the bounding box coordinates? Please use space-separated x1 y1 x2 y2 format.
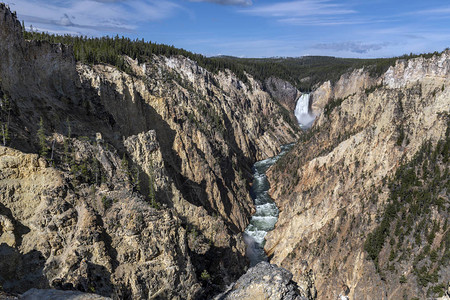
399 275 407 284
102 196 112 210
38 117 49 157
200 270 210 281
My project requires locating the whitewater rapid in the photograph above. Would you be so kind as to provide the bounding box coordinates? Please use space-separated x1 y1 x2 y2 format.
294 93 315 128
243 144 294 267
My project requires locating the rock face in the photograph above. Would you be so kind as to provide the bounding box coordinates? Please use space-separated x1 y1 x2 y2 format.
310 68 379 116
214 262 310 300
20 289 111 300
0 289 111 300
265 52 450 299
0 143 201 299
0 4 299 299
265 77 301 111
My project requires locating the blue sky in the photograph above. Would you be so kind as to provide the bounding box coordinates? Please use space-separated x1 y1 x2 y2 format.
7 0 450 58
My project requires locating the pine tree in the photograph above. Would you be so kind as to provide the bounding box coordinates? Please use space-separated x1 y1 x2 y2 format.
149 173 158 208
121 153 129 175
1 122 9 146
93 157 100 185
133 166 140 191
63 118 71 165
0 94 11 146
148 158 159 209
38 117 49 157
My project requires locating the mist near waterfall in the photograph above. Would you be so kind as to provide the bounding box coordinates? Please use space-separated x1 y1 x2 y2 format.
294 94 315 128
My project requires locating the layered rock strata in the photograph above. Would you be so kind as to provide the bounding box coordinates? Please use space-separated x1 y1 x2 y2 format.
266 52 450 299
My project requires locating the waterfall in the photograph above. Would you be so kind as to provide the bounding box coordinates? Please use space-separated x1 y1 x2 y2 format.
294 94 315 128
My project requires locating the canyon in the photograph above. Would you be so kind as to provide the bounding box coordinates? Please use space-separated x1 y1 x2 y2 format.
0 4 298 299
0 3 449 300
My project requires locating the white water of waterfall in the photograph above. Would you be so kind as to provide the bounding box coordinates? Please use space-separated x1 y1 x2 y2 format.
294 94 315 128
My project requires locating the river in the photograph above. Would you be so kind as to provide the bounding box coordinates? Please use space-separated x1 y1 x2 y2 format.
243 143 295 267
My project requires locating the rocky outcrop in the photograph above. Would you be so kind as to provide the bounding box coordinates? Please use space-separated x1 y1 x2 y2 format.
124 131 248 289
265 77 300 112
0 5 78 104
0 289 111 300
0 142 201 299
21 289 111 300
266 52 450 299
310 68 379 116
214 262 310 300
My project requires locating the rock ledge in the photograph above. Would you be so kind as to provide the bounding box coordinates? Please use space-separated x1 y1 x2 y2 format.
215 262 309 300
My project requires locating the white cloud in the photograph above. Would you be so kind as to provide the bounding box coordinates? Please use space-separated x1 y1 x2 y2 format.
189 0 252 6
280 17 364 26
92 0 126 2
405 6 450 16
12 0 182 34
311 41 389 54
240 0 355 18
58 14 74 26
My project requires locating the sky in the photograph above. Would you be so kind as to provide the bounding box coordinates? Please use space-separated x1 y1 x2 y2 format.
6 0 450 58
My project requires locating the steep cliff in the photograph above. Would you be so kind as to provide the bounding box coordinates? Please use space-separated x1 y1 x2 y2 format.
76 54 297 233
264 77 301 123
0 4 299 298
310 67 379 116
266 53 449 299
